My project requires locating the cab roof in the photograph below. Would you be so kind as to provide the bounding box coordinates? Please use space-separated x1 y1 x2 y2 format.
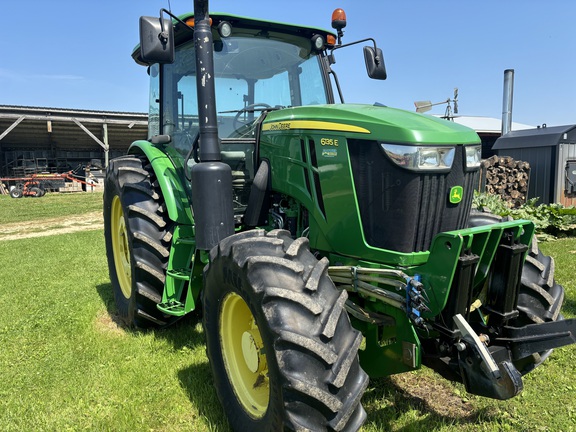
132 12 336 65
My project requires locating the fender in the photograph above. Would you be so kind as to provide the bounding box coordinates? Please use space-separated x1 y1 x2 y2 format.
128 140 194 225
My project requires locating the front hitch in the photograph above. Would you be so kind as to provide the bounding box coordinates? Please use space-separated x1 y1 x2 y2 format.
454 314 523 400
453 314 576 400
496 318 576 360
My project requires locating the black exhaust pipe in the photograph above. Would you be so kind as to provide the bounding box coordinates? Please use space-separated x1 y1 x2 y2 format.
193 0 221 162
190 0 235 250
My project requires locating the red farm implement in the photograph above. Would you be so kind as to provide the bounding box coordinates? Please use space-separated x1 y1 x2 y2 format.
0 172 95 198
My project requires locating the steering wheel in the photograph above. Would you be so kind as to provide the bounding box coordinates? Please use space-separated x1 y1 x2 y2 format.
233 103 271 130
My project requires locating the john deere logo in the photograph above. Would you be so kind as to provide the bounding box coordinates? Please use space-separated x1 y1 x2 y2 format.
449 186 463 204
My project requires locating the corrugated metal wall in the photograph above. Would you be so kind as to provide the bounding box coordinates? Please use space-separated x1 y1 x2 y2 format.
557 143 576 206
499 147 555 204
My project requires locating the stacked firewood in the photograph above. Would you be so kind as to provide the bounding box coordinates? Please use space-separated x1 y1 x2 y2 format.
480 155 530 208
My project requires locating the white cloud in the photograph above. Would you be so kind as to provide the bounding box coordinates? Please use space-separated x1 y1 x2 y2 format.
31 74 85 81
0 68 24 81
0 68 84 82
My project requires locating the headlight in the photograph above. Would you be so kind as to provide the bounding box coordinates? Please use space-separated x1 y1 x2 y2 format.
465 145 482 169
381 143 455 172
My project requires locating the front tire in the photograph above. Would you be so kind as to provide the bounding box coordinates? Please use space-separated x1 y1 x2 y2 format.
469 210 565 373
203 229 368 431
103 155 177 328
9 187 23 198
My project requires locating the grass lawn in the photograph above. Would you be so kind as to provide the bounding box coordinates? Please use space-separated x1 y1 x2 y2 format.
0 192 575 431
0 192 103 224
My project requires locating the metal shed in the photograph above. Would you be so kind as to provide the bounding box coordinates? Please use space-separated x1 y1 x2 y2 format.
0 105 148 177
492 124 576 206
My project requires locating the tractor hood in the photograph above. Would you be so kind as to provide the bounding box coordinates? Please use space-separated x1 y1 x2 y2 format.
261 104 480 145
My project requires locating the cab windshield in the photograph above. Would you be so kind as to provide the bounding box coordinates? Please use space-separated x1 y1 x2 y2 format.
155 32 329 156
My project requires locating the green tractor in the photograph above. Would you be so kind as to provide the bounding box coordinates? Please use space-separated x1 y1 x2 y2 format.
103 1 576 430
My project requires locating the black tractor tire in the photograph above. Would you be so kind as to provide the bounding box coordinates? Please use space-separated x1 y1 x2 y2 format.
103 154 177 329
29 186 43 197
515 238 564 325
203 229 368 432
468 210 565 372
9 187 23 198
467 210 511 228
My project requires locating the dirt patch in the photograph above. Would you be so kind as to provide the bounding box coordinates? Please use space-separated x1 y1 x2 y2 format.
0 211 103 241
94 311 128 336
390 372 475 419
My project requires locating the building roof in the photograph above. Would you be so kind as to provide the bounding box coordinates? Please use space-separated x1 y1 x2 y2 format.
493 124 576 149
447 115 534 134
0 105 148 152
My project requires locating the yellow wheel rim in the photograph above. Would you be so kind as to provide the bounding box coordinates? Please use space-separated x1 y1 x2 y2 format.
220 292 269 419
110 195 132 299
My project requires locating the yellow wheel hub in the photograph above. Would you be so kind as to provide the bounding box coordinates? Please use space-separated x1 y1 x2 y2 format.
110 195 132 299
220 292 269 419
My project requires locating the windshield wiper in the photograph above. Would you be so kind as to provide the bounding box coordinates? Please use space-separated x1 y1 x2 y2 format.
218 105 285 114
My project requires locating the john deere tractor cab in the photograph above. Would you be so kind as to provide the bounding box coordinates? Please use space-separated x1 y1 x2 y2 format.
104 1 576 430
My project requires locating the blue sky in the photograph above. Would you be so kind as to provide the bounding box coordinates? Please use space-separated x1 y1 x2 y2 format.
1 1 574 126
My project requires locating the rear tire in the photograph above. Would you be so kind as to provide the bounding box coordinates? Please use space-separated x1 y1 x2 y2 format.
514 237 564 325
103 154 177 328
468 210 565 372
508 235 564 373
29 186 43 197
203 229 368 432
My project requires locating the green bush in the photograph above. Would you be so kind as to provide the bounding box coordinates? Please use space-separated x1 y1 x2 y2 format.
473 191 576 240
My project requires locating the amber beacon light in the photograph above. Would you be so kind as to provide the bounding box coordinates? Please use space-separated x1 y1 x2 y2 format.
331 8 347 45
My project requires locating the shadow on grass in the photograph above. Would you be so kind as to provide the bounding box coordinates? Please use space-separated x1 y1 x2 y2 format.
95 283 228 428
178 362 232 431
95 283 205 350
560 296 576 317
362 375 498 431
95 283 498 431
174 369 498 432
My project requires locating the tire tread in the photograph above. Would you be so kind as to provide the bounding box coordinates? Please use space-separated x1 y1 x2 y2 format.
203 229 367 431
104 154 177 329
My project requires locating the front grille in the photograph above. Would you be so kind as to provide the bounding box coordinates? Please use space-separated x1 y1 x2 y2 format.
348 140 478 253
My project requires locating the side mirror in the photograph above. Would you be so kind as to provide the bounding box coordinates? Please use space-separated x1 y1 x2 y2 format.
363 46 387 80
139 16 174 64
